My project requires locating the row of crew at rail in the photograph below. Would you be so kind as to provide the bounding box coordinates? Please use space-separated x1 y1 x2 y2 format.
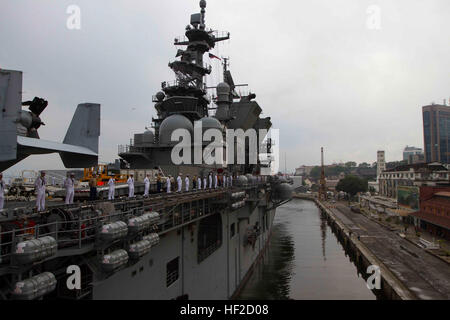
0 170 267 213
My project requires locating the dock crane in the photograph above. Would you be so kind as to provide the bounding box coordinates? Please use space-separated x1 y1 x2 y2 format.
319 147 327 201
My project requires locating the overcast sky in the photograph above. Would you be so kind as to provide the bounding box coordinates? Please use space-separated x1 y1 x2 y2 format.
1 0 449 177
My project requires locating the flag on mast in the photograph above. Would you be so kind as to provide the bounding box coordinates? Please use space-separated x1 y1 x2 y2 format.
208 53 221 60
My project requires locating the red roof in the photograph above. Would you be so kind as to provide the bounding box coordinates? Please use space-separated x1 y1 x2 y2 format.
410 211 450 230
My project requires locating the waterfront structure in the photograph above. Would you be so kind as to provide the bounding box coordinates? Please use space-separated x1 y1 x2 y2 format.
294 165 315 176
409 186 450 240
378 162 450 198
325 179 339 192
368 181 379 193
376 151 386 182
423 104 450 164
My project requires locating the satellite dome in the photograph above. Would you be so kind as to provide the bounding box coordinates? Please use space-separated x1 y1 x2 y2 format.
159 114 193 144
142 130 155 144
216 82 230 94
275 183 293 200
200 116 222 133
155 91 165 101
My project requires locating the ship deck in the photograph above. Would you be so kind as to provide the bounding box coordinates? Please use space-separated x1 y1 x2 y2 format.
0 183 270 271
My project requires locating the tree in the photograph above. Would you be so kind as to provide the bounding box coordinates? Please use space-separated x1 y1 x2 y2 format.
358 162 370 168
309 166 321 180
336 175 368 197
309 165 350 180
345 161 357 168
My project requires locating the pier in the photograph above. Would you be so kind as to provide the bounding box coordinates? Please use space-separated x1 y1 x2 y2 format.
293 194 450 300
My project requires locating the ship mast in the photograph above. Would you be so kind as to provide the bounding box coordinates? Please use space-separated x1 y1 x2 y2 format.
319 147 327 201
169 0 230 91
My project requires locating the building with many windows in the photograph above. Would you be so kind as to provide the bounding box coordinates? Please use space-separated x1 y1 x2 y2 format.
376 150 386 182
378 162 450 198
423 104 450 164
403 146 424 164
409 186 450 240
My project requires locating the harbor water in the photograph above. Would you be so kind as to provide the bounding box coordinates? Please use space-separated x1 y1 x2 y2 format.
237 199 376 300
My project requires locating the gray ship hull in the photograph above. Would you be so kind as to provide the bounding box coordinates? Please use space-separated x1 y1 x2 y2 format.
92 206 275 299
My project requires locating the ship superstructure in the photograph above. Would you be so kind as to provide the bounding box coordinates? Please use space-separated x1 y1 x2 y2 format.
0 1 292 300
118 0 273 177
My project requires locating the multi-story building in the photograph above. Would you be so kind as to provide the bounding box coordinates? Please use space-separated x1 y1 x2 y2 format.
407 153 425 164
376 150 386 181
409 186 450 240
403 146 423 162
423 104 450 164
378 162 450 198
294 165 315 176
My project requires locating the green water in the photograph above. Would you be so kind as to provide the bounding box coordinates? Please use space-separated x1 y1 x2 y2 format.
237 199 376 300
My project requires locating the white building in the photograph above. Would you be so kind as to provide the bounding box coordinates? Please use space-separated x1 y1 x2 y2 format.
378 162 450 198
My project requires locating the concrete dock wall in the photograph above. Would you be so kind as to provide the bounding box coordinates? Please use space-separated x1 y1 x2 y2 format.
294 195 415 300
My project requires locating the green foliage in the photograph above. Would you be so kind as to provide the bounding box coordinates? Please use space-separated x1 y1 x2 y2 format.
336 175 368 197
385 160 408 170
309 165 351 180
345 161 357 168
358 162 370 168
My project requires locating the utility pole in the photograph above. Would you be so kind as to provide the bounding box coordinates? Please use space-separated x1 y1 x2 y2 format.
319 147 327 201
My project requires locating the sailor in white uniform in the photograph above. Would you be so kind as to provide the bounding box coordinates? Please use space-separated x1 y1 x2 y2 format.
64 173 75 204
166 176 171 193
108 177 115 200
208 173 212 189
127 174 135 198
177 173 182 192
197 176 202 190
229 175 233 187
185 175 190 192
203 176 207 190
144 174 150 197
0 173 5 210
34 171 46 212
214 173 218 189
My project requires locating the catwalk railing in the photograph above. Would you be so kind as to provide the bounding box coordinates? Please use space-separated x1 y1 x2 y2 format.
0 182 271 268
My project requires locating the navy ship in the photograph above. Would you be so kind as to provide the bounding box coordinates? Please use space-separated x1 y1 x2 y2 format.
0 1 292 300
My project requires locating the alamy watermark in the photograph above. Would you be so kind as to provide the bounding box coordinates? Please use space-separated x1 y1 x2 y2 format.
366 5 381 30
366 264 381 290
66 5 81 30
169 125 279 175
66 265 81 290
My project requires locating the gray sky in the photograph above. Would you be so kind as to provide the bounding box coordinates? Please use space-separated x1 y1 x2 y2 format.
1 0 449 177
